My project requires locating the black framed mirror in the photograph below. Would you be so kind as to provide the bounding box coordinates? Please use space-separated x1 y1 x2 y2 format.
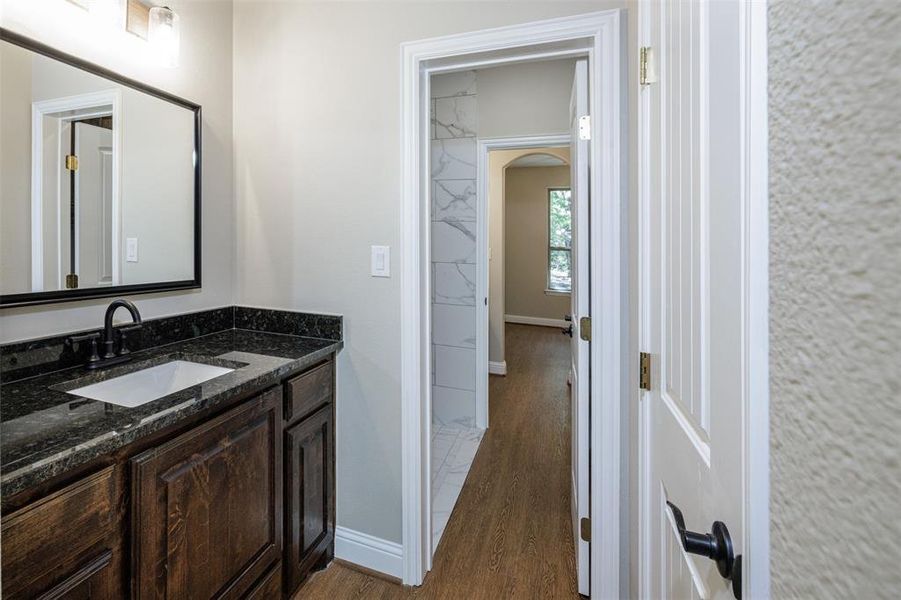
0 28 201 308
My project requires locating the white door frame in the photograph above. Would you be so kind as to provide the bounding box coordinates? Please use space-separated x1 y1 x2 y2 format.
475 133 572 429
400 10 629 595
31 89 123 291
636 0 770 596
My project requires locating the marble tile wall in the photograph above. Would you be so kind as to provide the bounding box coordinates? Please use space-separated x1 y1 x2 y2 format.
430 70 479 429
431 423 484 551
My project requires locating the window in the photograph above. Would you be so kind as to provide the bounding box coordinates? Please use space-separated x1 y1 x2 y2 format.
548 188 572 292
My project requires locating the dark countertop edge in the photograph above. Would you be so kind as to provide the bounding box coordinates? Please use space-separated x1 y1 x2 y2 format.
0 338 342 499
231 326 340 344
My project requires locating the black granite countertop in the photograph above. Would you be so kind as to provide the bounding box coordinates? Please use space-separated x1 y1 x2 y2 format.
1 328 342 499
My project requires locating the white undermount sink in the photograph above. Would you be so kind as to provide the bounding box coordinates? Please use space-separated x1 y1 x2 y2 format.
67 360 234 408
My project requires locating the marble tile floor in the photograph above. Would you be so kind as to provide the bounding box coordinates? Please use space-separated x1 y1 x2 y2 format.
430 422 484 553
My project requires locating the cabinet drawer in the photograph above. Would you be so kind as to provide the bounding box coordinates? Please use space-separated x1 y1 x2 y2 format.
1 466 119 598
284 360 333 423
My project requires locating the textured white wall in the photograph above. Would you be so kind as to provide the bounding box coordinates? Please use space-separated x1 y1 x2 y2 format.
0 0 234 342
769 1 901 596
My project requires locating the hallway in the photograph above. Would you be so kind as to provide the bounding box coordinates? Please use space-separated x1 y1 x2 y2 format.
301 323 578 598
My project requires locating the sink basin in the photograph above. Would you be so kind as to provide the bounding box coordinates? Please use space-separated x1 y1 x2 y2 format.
67 360 234 408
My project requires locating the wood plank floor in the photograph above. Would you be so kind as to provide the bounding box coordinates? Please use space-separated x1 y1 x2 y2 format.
299 324 578 599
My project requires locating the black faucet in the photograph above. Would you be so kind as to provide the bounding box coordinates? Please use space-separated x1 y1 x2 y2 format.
70 299 143 369
102 299 143 359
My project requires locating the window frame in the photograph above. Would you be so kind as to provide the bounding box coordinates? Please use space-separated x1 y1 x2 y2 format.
547 187 573 293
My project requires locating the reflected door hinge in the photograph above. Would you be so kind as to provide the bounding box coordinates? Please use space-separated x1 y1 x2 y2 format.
578 115 591 140
580 517 591 542
579 316 591 342
65 273 79 289
640 46 657 86
639 351 652 390
65 155 79 171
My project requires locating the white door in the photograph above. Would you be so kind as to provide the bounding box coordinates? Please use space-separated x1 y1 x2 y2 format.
640 1 762 598
74 121 114 288
569 57 590 597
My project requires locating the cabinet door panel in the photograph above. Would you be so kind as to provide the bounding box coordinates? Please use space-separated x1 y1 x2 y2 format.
132 389 282 599
284 404 334 592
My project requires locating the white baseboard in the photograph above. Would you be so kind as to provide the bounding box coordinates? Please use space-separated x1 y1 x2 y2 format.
334 526 403 579
488 360 507 376
505 314 568 328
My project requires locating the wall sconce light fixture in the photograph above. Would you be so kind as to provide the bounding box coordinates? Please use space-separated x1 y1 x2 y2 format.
147 5 180 68
67 0 180 68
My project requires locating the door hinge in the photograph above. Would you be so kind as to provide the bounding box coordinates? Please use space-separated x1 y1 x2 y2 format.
580 517 591 542
65 273 79 289
578 115 591 140
639 352 652 390
579 316 591 342
640 46 657 86
65 154 79 171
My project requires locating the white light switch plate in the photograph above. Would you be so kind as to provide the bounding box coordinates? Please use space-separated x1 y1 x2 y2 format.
371 245 390 277
126 237 138 262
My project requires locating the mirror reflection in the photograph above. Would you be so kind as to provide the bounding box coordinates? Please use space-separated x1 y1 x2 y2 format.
0 37 198 302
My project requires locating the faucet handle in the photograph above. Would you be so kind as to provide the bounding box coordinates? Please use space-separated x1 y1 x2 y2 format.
69 332 102 364
117 324 143 355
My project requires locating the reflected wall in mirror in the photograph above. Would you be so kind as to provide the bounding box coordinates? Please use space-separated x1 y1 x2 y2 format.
0 30 200 307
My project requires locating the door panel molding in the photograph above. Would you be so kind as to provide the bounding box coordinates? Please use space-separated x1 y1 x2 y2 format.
638 0 769 597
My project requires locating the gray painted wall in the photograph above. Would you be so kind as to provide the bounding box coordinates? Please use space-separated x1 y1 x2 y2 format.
769 1 901 596
504 165 571 321
233 1 630 545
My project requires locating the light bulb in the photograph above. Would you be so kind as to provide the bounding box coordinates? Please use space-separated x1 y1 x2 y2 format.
148 6 180 68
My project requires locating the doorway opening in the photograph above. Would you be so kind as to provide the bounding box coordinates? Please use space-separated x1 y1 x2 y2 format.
30 90 122 293
401 10 629 597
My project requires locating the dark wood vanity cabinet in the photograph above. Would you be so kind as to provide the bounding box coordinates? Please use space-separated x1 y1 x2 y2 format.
131 387 282 599
0 466 125 599
283 360 336 593
1 355 337 599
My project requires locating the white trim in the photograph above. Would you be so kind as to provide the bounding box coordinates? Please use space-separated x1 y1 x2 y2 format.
487 360 507 376
334 526 404 580
545 288 571 297
30 105 44 291
401 10 628 594
504 314 568 329
476 132 570 431
30 90 123 291
742 0 770 595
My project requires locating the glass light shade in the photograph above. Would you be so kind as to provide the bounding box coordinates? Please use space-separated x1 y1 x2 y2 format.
148 6 180 68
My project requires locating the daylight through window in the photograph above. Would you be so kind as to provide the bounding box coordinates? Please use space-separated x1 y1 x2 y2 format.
548 188 572 292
